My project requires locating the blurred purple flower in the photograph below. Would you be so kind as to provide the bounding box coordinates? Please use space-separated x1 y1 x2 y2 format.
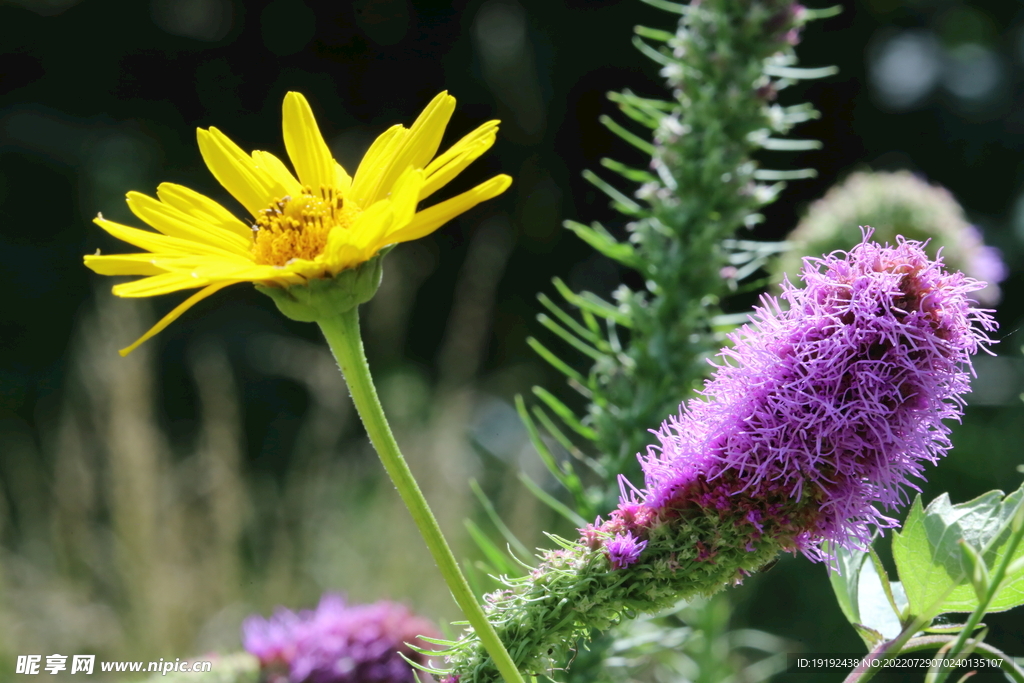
625 236 995 560
242 593 438 683
963 226 1008 289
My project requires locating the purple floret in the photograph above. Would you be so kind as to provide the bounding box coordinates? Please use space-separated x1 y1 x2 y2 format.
242 593 438 683
606 532 648 570
627 235 995 561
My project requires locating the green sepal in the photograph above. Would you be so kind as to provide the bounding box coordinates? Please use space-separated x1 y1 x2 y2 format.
255 247 392 322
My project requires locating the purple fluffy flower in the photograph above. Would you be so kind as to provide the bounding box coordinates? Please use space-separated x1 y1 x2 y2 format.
611 236 995 562
606 532 648 570
242 593 438 683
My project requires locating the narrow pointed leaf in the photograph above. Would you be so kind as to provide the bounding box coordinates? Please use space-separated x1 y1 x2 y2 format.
537 292 606 347
532 386 597 441
518 472 587 527
598 115 655 155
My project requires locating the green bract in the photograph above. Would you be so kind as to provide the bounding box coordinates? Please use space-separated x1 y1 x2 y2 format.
255 247 391 323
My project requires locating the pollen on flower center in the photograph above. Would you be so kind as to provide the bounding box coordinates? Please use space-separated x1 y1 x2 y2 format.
251 187 358 266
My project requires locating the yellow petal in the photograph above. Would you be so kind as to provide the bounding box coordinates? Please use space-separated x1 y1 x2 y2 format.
420 121 499 199
84 253 167 276
280 258 332 281
282 92 337 193
109 258 288 297
85 253 291 287
330 243 367 273
330 198 393 258
197 127 288 216
251 150 303 197
113 271 213 297
349 124 407 207
155 183 252 239
387 167 425 235
374 92 456 197
94 217 251 258
335 162 352 195
427 120 500 171
386 174 512 244
117 281 238 357
126 191 252 256
145 256 289 281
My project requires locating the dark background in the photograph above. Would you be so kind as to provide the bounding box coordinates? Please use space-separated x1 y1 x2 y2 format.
1 0 1023 678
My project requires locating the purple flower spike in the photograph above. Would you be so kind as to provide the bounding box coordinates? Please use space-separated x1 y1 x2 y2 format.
242 593 439 683
634 235 995 560
607 532 648 570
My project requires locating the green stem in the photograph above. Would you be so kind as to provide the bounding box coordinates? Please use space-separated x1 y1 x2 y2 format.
318 307 525 683
841 614 932 683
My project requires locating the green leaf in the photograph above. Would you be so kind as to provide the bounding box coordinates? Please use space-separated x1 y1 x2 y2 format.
469 479 533 563
536 292 606 348
601 157 656 183
564 220 643 270
893 485 1024 618
598 115 655 156
632 25 674 42
828 542 903 643
758 137 823 151
804 5 843 19
857 555 903 640
518 472 587 527
529 405 606 479
828 543 869 627
532 386 598 441
537 313 606 363
869 546 907 620
631 35 672 67
526 337 585 385
552 276 634 328
465 517 518 578
579 171 645 217
753 168 817 181
515 395 572 491
762 65 839 80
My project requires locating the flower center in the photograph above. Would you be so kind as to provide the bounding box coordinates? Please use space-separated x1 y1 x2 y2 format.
251 188 358 266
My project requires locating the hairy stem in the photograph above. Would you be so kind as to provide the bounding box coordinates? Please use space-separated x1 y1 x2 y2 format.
318 308 525 683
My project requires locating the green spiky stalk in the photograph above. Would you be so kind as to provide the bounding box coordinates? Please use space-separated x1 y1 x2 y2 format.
450 0 836 680
443 505 799 682
568 0 830 498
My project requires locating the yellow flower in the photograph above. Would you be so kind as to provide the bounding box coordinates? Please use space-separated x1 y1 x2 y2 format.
85 91 512 355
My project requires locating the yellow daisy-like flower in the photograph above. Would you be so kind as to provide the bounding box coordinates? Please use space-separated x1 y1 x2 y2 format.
85 91 512 355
